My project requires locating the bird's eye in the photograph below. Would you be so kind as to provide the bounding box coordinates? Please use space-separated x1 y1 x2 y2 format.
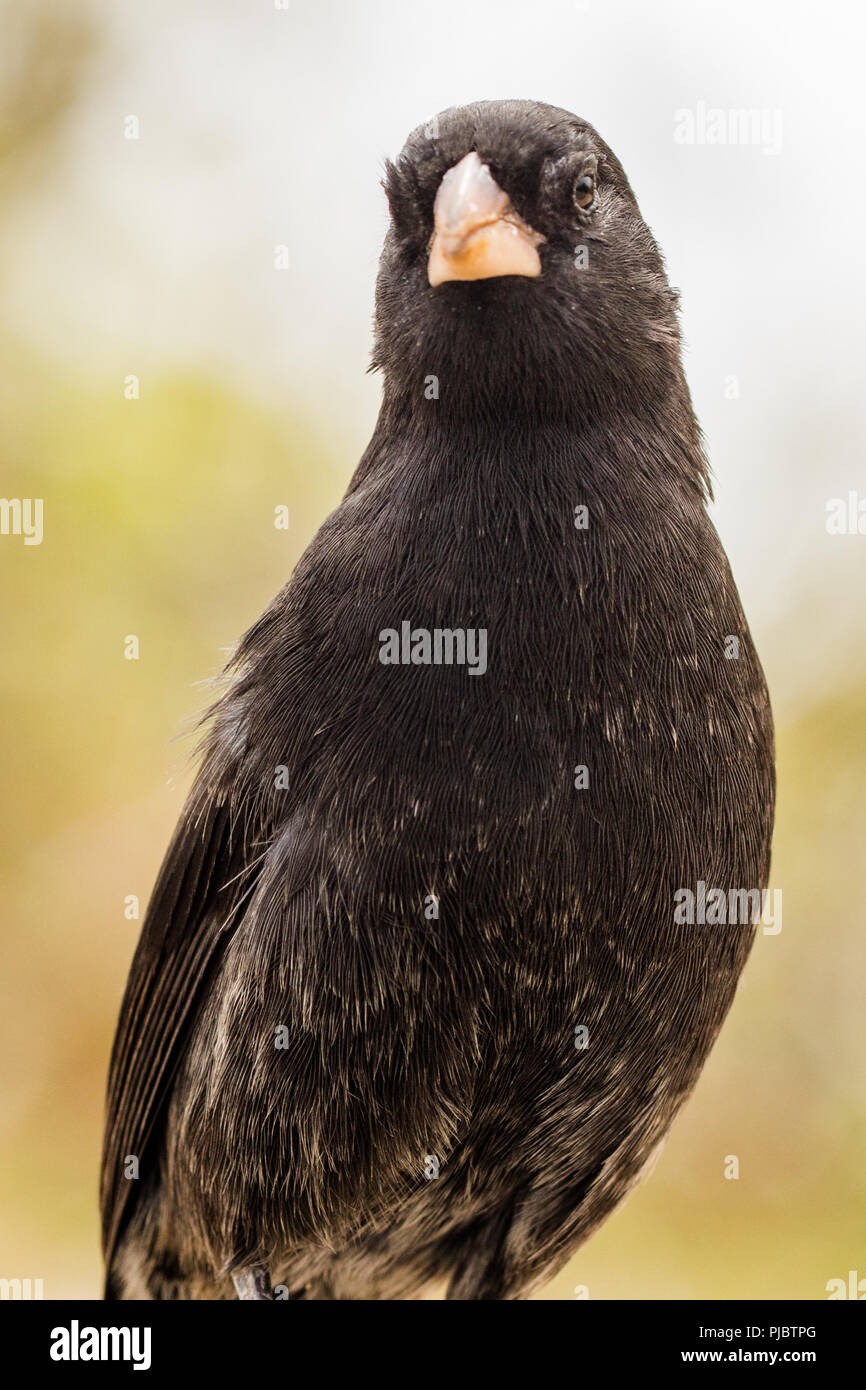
574 174 596 210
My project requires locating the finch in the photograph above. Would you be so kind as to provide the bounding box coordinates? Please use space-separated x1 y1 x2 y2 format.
101 99 774 1300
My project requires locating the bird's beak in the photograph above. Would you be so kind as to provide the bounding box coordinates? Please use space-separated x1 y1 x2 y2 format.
428 151 545 287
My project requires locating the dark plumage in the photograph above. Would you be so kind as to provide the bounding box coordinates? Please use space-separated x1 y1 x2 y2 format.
101 99 774 1300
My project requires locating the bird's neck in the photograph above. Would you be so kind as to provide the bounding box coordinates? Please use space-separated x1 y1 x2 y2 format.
356 382 709 510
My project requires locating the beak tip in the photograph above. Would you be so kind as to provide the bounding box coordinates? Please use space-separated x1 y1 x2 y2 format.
427 225 543 287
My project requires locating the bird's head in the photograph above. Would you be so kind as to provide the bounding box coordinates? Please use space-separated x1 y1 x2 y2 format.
374 100 687 424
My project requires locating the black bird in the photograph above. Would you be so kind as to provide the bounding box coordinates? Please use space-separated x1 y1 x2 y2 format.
101 99 775 1300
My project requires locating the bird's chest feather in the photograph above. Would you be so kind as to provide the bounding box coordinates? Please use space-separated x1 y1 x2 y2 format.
227 432 770 980
254 440 747 854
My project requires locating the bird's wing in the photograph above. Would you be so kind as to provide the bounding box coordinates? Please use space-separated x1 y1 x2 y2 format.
99 755 254 1278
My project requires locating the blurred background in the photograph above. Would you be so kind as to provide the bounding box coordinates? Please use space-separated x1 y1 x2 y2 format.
1 0 864 1300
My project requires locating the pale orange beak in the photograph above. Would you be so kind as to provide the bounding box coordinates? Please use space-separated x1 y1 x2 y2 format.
427 152 546 287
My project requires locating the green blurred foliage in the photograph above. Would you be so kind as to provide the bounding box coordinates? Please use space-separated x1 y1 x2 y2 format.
0 362 341 1297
